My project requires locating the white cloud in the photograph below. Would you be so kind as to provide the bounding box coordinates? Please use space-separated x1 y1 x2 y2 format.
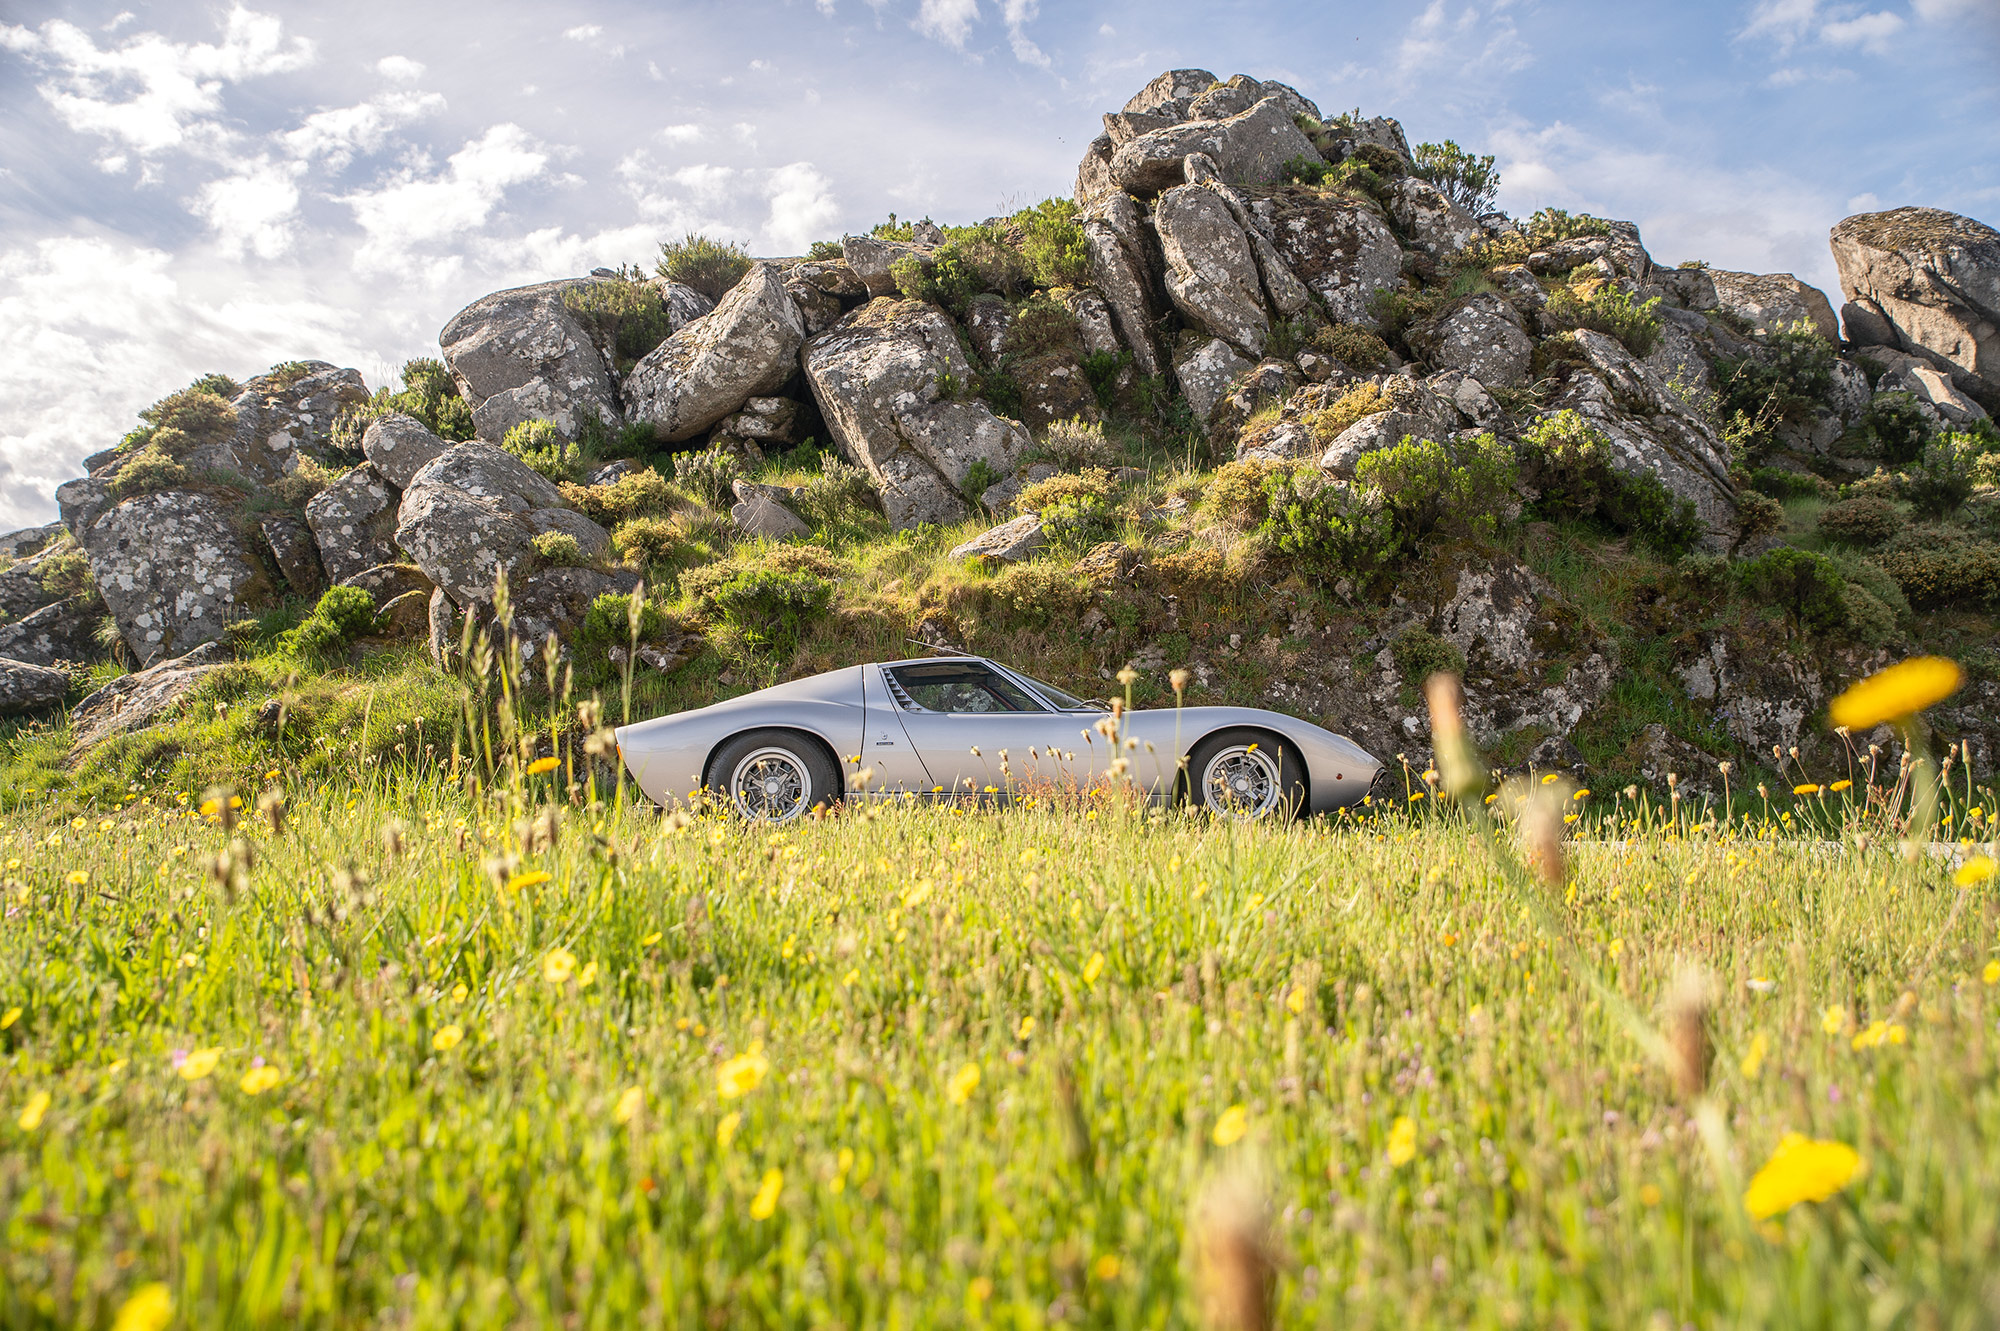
659 123 704 144
376 54 424 82
764 162 839 252
914 0 980 50
1821 10 1904 50
564 24 602 41
1739 0 1820 49
0 7 314 158
189 158 302 258
646 60 663 80
1098 23 1115 36
1387 1 1532 88
339 123 550 271
1000 0 1050 68
281 90 446 168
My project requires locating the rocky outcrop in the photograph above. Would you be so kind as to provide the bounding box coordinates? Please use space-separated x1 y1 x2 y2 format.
227 362 371 480
78 492 271 666
1416 293 1534 389
0 657 69 716
1268 195 1404 327
1107 95 1317 196
360 413 450 489
0 525 61 562
1175 338 1254 429
0 597 101 666
950 514 1047 564
1831 207 2000 411
304 463 400 584
394 443 609 606
1157 181 1273 356
1701 269 1840 343
624 263 806 443
1385 178 1480 261
730 482 809 542
803 299 1032 529
259 513 325 598
782 259 868 334
439 278 622 442
840 235 931 299
1081 195 1165 376
67 642 231 750
709 396 810 465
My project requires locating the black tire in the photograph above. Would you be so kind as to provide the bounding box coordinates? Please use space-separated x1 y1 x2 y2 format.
1185 728 1308 822
704 730 842 822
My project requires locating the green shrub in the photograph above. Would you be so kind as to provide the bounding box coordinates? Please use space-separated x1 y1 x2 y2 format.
530 530 588 568
1081 351 1129 413
106 447 189 500
707 568 834 653
1518 411 1703 557
1203 460 1273 526
1354 432 1517 553
121 381 239 455
1305 382 1393 445
267 455 344 510
656 234 751 302
1826 550 1911 624
1017 468 1113 515
37 547 94 599
1012 198 1090 289
673 448 739 510
1391 627 1467 685
1850 392 1933 466
1411 141 1499 213
577 592 669 653
1313 323 1392 371
1036 416 1120 471
1897 431 1988 519
1525 208 1612 246
1736 547 1846 635
1278 154 1334 186
1040 494 1117 556
1749 467 1823 500
807 240 844 261
282 584 379 662
1327 158 1388 203
501 419 583 483
564 270 678 371
1713 323 1838 458
332 358 475 457
1816 495 1900 547
984 561 1092 625
1836 582 1899 647
1258 467 1394 577
612 517 684 568
791 455 879 532
1875 541 2000 610
558 468 675 526
892 223 1030 318
1543 280 1661 357
1733 491 1785 551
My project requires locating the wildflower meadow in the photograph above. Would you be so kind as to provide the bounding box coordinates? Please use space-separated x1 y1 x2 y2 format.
3 655 1998 1329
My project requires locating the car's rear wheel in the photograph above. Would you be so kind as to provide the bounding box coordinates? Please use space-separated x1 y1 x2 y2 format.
705 731 841 822
1186 728 1307 822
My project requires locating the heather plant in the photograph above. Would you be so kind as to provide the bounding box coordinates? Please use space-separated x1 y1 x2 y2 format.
673 447 739 510
656 233 752 302
331 358 476 455
1411 140 1500 213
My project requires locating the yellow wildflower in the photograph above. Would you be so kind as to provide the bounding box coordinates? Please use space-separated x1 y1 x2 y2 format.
449 983 468 1003
542 947 577 984
507 870 552 891
432 1025 463 1052
1954 856 1995 888
614 1086 644 1124
1821 1005 1846 1036
1093 1254 1122 1281
1541 772 1560 784
18 1090 50 1131
1984 960 2000 986
1851 1021 1906 1050
717 1111 741 1148
578 961 597 988
1740 1031 1769 1079
1016 1014 1036 1041
1287 986 1307 1016
111 1283 173 1331
1387 1115 1418 1167
1828 656 1962 730
640 931 662 947
1793 784 1821 796
178 1047 221 1081
946 1062 981 1106
0 1007 18 1029
67 869 88 886
1743 1133 1863 1219
1573 788 1591 801
1829 780 1852 792
1212 1103 1249 1147
239 1065 283 1095
1082 951 1105 985
717 1050 770 1099
526 756 561 775
749 1168 783 1220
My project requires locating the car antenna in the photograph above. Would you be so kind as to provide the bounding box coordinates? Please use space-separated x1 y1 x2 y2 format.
905 636 976 658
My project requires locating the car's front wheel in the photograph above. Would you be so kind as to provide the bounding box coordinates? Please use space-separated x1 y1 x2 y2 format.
1186 728 1307 821
705 731 841 822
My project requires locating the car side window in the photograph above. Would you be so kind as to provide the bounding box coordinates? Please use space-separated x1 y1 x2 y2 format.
888 663 1046 713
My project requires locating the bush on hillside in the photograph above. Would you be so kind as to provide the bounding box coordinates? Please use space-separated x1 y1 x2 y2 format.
1897 431 1988 519
577 592 670 654
564 270 678 370
1850 391 1933 465
282 585 379 662
1354 432 1517 554
121 380 239 455
673 447 739 509
1411 140 1499 214
1543 279 1661 357
1815 494 1900 547
707 568 834 654
791 454 879 533
1258 467 1395 578
1278 154 1334 186
331 358 476 456
559 467 676 526
1012 198 1091 289
37 547 94 599
1736 547 1846 635
530 531 589 568
106 447 189 501
1874 540 2000 610
1713 322 1837 458
1518 411 1703 557
657 234 751 302
501 419 583 484
611 516 685 569
1036 417 1120 471
1392 627 1467 686
1312 322 1392 371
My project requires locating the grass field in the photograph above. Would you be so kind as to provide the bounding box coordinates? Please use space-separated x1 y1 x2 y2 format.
4 738 1999 1329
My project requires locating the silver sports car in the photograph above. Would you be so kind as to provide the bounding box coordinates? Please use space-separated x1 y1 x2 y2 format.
616 655 1381 822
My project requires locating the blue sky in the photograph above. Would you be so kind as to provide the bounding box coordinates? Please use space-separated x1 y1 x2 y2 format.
1 0 1996 528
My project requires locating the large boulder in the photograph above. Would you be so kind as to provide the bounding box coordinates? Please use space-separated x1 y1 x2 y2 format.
360 412 451 489
1831 207 2000 412
0 542 65 623
439 278 622 442
1082 194 1166 375
950 514 1047 564
1156 183 1273 356
782 259 869 334
1318 410 1439 476
1385 178 1480 261
506 567 641 667
1548 329 1740 550
1122 68 1220 116
0 524 61 562
259 513 325 598
840 235 931 299
1108 96 1318 197
803 299 1033 530
78 491 272 666
1174 338 1255 429
0 657 69 717
304 463 401 584
227 362 371 480
394 443 609 606
1268 195 1405 327
1416 293 1534 389
55 478 113 535
0 597 101 666
1702 269 1840 342
624 263 807 443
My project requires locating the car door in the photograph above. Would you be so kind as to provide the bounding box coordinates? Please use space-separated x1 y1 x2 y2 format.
882 660 1077 796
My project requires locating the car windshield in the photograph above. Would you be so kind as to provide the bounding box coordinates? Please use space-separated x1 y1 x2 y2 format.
1006 668 1098 712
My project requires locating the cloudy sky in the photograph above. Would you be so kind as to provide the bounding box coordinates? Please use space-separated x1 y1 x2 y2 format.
2 0 1996 528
